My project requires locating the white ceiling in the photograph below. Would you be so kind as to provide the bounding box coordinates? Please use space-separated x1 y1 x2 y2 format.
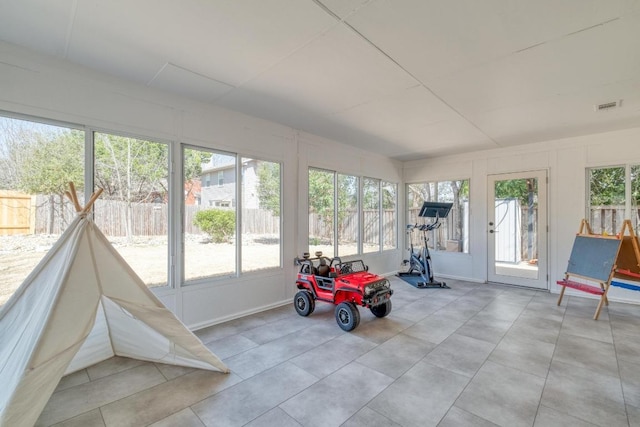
1 0 640 161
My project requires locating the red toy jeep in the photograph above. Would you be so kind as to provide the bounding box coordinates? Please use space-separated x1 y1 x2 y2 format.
294 252 393 331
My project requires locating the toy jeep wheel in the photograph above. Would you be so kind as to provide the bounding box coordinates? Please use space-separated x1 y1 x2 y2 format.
370 300 392 318
335 302 360 331
294 290 315 316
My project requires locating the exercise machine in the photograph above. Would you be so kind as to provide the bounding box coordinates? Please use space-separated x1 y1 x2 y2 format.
399 201 453 288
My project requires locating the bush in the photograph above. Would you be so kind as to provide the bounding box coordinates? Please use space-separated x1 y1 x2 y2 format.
193 209 235 243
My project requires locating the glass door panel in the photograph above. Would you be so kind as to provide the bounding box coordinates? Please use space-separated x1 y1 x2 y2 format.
488 171 547 289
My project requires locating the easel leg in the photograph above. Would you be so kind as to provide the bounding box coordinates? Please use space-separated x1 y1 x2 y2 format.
557 285 566 306
594 296 606 320
602 285 609 306
594 283 611 320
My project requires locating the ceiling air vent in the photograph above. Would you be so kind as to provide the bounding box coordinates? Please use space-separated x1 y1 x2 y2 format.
594 100 622 111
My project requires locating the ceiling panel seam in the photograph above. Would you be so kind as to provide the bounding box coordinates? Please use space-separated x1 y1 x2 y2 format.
63 0 79 59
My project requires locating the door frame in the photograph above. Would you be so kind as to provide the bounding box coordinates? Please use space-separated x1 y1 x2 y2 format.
487 170 548 289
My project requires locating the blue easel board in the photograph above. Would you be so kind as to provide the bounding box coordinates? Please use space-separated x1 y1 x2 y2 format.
566 235 620 282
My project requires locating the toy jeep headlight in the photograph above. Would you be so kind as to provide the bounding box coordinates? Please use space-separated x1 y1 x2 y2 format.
365 285 375 296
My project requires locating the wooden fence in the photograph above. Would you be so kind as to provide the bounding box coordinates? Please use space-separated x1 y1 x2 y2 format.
93 200 169 236
309 210 397 247
0 192 636 245
0 191 35 235
0 193 279 236
589 205 627 235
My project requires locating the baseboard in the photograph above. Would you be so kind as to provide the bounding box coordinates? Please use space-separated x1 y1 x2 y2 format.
189 299 291 331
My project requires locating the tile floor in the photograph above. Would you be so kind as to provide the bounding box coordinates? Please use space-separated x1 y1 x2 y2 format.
36 277 640 427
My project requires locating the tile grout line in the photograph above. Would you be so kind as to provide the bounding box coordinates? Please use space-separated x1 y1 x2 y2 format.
530 292 567 427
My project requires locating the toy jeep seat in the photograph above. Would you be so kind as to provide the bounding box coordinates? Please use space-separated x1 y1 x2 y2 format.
317 258 330 276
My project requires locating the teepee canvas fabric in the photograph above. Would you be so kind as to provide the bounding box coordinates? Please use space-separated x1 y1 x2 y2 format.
0 214 228 427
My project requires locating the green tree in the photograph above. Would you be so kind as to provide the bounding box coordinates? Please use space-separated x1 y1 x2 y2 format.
184 149 211 181
309 168 335 229
0 118 84 192
193 209 235 243
0 118 37 190
337 174 357 238
24 130 84 232
0 119 84 232
407 183 433 209
632 166 640 205
94 133 168 240
19 130 84 195
590 167 625 205
94 134 168 201
382 182 396 210
494 179 533 205
184 148 211 205
362 177 380 210
256 161 281 216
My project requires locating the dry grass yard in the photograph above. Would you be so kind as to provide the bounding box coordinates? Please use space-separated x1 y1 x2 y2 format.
0 234 281 307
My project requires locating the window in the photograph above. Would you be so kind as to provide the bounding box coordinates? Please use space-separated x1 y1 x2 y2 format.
363 177 380 253
94 132 169 287
337 174 359 257
0 116 85 306
1 112 284 299
309 168 397 257
185 148 236 282
185 151 282 280
242 158 281 272
406 179 469 253
308 168 335 256
382 181 397 250
587 165 640 234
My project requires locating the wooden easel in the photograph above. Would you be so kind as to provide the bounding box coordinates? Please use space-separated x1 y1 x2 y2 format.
64 181 103 215
556 219 637 320
577 218 593 235
611 220 640 291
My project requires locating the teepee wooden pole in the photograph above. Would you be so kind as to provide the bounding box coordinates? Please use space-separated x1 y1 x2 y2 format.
65 182 103 215
64 190 78 211
66 182 83 213
81 188 103 214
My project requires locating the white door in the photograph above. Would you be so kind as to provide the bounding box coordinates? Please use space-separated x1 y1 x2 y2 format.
488 171 548 289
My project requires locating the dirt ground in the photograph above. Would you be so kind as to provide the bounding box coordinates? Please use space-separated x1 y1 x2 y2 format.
0 234 280 307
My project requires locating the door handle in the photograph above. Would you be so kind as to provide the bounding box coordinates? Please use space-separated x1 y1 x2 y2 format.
489 230 494 233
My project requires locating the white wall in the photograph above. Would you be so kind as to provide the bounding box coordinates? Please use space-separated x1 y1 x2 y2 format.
0 41 403 329
404 127 640 303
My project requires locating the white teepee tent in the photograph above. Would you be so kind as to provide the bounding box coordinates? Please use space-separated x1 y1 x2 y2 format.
0 187 228 427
